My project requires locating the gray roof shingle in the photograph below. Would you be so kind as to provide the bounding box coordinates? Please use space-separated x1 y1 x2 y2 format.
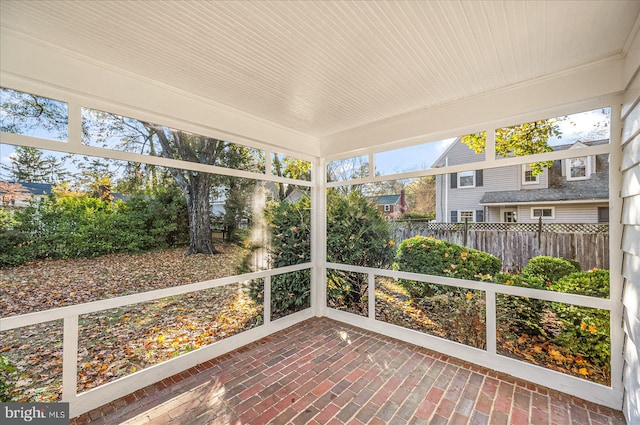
480 171 609 204
371 194 401 205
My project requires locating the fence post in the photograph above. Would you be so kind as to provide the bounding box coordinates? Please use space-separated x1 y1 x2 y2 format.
537 216 542 250
463 218 469 247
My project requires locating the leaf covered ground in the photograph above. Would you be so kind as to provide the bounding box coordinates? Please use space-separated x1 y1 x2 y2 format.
2 252 609 402
374 279 610 386
1 245 263 401
1 245 245 316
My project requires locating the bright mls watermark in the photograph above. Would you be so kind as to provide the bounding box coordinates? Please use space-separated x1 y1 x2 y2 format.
1 403 69 424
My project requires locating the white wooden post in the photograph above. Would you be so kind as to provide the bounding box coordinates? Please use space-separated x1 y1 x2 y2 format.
62 315 78 402
368 273 376 321
264 275 271 325
313 158 327 317
485 290 497 355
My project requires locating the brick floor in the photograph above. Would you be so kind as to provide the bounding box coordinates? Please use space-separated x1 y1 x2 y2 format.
70 318 626 425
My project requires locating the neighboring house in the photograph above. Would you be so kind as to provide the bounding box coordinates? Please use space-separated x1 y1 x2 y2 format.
0 181 53 207
370 190 407 220
433 140 609 223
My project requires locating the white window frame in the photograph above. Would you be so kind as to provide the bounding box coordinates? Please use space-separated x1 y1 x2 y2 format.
531 207 555 219
458 170 475 188
500 208 517 222
384 204 391 212
522 164 540 185
458 210 475 222
566 156 591 181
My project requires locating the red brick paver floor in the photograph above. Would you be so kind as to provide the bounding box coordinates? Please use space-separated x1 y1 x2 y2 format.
71 318 626 425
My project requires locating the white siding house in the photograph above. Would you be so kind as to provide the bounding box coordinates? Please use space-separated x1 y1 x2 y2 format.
434 139 609 223
621 65 640 425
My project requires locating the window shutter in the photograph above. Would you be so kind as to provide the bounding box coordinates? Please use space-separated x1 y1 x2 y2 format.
451 210 458 222
476 170 483 187
476 209 484 222
451 173 457 189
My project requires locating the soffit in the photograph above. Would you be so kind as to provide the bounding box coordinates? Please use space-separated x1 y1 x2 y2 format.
1 1 639 140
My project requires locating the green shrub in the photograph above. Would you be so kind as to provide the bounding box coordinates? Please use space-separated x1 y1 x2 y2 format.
522 256 580 284
249 196 311 316
551 269 609 298
0 208 18 232
0 355 17 402
270 269 311 319
0 189 189 267
229 228 250 245
326 270 369 314
395 236 501 298
326 191 395 310
493 272 546 335
265 196 311 268
550 269 610 367
149 187 189 247
398 212 435 221
0 230 35 267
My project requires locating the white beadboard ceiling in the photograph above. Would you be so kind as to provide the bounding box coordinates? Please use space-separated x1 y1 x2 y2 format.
1 1 639 139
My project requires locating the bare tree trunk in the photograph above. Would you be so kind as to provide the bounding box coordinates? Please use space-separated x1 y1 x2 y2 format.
184 173 218 255
145 125 223 256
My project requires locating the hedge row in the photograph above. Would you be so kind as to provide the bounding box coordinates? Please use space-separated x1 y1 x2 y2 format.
1 190 188 267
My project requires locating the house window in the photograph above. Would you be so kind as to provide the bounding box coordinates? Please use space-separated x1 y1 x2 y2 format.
458 171 475 188
567 157 590 180
531 207 554 219
502 210 517 222
384 205 391 212
598 207 609 223
459 211 474 222
522 164 539 185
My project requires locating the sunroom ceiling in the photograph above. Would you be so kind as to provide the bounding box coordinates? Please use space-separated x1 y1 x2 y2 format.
1 1 639 139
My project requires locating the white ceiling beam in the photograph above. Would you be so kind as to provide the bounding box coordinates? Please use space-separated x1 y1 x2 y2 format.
320 57 625 158
0 31 320 158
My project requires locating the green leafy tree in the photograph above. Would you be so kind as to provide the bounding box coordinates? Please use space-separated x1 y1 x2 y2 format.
0 187 190 266
2 146 68 183
461 119 562 175
217 145 263 242
86 111 261 255
72 156 116 200
272 155 311 200
365 179 405 197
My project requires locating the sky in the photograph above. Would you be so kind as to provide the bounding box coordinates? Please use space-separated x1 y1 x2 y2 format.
370 107 611 176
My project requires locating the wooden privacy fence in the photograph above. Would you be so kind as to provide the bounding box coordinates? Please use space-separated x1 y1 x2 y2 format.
389 220 609 271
